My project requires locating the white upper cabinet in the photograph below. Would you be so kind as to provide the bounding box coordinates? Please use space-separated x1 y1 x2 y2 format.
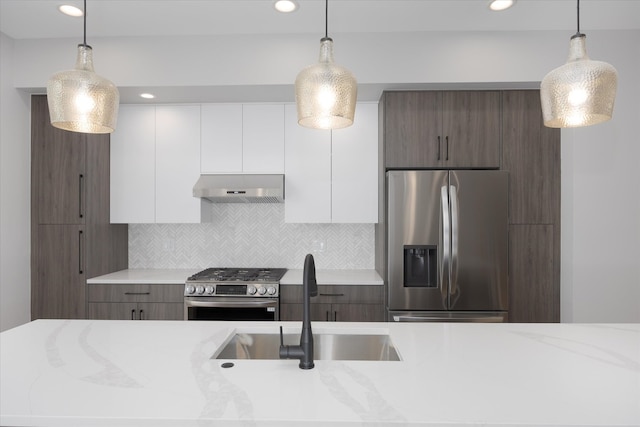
242 104 285 173
201 104 243 173
284 104 332 223
284 103 379 224
331 103 379 223
110 105 156 223
155 105 201 223
110 104 202 224
111 102 377 225
201 104 285 174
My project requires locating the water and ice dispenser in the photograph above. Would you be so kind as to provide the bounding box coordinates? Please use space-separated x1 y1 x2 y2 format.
403 245 437 288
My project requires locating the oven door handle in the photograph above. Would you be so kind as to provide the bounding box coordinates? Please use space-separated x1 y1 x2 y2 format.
185 299 276 308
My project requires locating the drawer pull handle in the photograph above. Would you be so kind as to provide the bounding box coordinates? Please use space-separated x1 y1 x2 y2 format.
124 292 151 295
131 309 136 320
319 293 344 297
139 309 144 320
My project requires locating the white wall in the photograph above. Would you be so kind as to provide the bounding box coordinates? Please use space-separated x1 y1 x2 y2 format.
2 29 639 324
560 31 640 322
0 32 31 332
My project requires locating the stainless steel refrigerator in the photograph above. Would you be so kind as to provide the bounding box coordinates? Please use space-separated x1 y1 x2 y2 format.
386 170 509 322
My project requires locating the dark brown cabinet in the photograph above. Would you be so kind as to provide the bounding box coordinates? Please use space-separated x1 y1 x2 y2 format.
87 284 184 320
31 95 128 320
280 285 385 322
378 89 560 323
383 91 501 169
502 90 561 322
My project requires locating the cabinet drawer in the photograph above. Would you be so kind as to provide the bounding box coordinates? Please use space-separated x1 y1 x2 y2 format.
87 284 184 303
280 285 383 304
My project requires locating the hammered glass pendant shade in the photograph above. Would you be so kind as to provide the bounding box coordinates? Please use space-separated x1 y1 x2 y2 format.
540 35 618 128
295 38 357 130
47 44 119 134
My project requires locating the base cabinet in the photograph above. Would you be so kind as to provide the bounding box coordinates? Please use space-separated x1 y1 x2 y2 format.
87 284 184 320
88 302 183 321
280 285 385 322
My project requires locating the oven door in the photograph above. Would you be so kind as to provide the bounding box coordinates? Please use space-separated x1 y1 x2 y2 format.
184 297 279 321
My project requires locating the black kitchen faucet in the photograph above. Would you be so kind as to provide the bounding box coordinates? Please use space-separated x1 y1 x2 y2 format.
279 253 318 369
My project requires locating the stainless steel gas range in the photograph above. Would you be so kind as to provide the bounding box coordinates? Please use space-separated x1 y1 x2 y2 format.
183 268 287 321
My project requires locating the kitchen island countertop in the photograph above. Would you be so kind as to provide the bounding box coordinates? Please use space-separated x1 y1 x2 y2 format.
1 320 638 426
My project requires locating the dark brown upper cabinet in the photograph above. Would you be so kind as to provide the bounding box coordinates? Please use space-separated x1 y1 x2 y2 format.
383 91 501 169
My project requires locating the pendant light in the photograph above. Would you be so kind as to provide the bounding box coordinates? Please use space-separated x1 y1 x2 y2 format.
540 0 617 128
295 0 357 130
47 0 119 134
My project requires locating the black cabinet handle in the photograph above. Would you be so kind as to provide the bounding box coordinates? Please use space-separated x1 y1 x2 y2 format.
139 309 144 320
78 174 84 219
124 292 151 296
437 136 441 161
445 136 449 161
131 309 136 320
78 230 84 274
333 311 337 322
319 293 345 297
326 311 330 321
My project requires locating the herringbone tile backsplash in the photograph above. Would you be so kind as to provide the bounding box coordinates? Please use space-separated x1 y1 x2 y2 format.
129 204 374 269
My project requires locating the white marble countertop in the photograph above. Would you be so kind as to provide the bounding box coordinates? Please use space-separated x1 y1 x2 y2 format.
280 269 383 285
86 269 200 284
86 269 383 286
1 320 638 426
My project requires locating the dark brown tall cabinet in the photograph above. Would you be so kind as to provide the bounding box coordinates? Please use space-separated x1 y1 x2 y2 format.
502 90 561 322
378 89 560 323
31 95 128 320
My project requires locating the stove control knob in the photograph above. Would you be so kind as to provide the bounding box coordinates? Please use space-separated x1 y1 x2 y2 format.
257 286 267 295
247 285 257 295
267 286 277 295
185 285 196 294
205 285 215 295
195 285 205 295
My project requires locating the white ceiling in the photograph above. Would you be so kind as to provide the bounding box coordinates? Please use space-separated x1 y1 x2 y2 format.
1 0 639 40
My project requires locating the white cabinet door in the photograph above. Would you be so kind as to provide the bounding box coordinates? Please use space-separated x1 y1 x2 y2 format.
110 105 156 223
284 104 331 223
243 104 285 173
331 103 379 223
201 104 243 173
155 105 201 223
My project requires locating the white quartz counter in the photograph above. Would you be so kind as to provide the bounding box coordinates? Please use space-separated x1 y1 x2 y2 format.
86 268 383 286
86 269 199 284
1 320 638 427
280 269 383 285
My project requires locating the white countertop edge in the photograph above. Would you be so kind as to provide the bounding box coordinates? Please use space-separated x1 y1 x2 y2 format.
86 269 383 286
86 269 199 285
280 269 383 285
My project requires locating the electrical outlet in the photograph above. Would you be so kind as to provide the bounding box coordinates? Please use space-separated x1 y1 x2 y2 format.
162 238 175 252
311 240 325 253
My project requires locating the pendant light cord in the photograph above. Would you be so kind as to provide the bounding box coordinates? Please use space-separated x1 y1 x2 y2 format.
325 0 328 39
83 0 87 46
576 0 580 34
572 0 583 39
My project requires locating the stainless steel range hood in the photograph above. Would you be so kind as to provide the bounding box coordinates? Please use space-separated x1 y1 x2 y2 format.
193 174 284 203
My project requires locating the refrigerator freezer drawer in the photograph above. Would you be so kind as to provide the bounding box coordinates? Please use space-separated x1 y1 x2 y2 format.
389 311 508 322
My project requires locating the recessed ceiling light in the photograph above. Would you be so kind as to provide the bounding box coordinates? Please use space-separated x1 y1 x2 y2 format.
140 93 155 99
488 0 516 11
274 0 299 13
58 4 83 17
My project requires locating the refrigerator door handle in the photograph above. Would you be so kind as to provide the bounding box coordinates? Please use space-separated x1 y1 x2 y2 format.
449 184 459 301
440 185 450 305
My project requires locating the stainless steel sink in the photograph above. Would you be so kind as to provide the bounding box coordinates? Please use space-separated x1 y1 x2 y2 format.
212 332 401 361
